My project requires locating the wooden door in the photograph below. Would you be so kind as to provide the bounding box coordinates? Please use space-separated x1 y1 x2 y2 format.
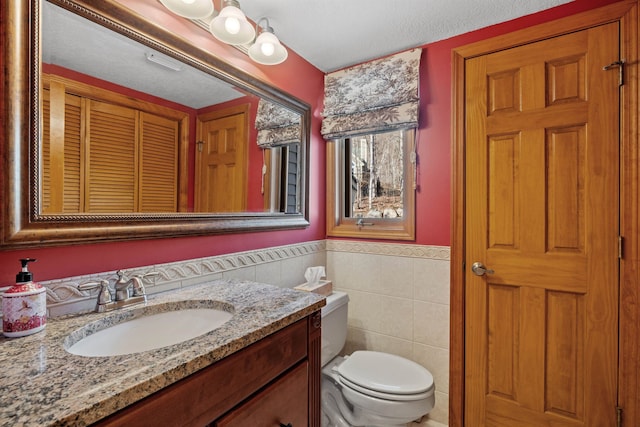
195 107 248 212
464 23 620 426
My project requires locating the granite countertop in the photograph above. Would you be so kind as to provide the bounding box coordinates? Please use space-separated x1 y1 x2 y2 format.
0 280 325 427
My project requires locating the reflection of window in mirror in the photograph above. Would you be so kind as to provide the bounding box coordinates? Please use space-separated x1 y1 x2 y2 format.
262 144 301 214
326 128 416 240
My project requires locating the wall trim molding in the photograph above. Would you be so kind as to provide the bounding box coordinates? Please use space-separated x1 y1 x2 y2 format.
326 240 450 260
157 240 326 280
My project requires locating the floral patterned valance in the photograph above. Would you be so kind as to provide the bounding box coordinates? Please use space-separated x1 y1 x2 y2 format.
255 99 301 148
321 48 421 140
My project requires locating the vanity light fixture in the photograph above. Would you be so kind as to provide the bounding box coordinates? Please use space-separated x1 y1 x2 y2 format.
159 0 288 65
159 0 214 20
209 0 255 45
248 18 288 65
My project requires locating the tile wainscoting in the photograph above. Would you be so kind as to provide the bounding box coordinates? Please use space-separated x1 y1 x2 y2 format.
326 240 451 427
30 239 450 426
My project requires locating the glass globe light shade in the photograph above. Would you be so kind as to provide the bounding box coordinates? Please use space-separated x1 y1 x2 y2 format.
210 5 255 45
159 0 214 19
248 31 288 65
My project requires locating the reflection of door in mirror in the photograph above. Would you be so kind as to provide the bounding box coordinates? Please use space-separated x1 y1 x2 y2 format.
195 105 248 212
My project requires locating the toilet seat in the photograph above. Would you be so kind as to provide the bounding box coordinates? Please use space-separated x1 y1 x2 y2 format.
338 375 434 401
336 351 434 401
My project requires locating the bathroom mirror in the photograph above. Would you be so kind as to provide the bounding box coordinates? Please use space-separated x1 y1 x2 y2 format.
1 0 310 248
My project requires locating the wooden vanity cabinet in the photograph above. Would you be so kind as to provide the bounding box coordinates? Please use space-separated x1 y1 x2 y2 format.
92 313 322 427
214 361 309 427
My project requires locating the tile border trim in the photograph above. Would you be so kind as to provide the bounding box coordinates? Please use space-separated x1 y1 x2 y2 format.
326 240 450 260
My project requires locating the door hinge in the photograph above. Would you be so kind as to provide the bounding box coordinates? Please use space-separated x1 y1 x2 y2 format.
196 140 204 153
603 60 625 86
617 406 623 427
619 236 624 259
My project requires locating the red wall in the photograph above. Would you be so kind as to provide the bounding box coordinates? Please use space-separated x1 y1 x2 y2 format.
0 0 621 283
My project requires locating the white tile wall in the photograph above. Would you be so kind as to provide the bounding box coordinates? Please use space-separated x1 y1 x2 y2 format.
326 240 450 426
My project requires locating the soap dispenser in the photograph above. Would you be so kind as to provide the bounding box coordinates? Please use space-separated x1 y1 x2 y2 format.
2 258 47 337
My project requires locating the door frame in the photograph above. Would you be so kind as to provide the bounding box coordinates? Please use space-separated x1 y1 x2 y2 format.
450 2 640 426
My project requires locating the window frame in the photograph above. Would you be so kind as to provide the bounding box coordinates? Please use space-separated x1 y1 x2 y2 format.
326 128 416 240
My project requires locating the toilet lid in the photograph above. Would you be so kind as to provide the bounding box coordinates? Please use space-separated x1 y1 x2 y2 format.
337 351 434 395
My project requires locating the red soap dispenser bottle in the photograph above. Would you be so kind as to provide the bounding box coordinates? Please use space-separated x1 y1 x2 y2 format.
2 258 47 337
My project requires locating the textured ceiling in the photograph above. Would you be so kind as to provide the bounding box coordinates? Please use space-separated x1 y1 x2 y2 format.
238 0 574 72
42 3 244 109
42 0 575 109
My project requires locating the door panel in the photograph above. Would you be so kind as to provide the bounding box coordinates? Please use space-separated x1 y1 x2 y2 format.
195 109 247 212
465 23 619 426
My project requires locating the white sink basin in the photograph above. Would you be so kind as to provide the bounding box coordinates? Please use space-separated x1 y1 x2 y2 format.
66 307 233 357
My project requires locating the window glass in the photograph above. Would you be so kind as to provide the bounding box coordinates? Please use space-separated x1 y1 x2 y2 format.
327 128 416 240
347 131 405 219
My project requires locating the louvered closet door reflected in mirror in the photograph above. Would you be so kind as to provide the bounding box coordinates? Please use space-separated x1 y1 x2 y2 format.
41 75 180 214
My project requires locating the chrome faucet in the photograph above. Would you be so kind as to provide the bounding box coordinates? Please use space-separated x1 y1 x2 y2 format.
114 270 132 301
115 270 158 303
79 270 158 313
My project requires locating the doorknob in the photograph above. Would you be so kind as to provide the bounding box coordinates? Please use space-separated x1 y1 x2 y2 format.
471 262 494 276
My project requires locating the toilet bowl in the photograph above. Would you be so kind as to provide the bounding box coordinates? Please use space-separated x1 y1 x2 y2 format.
320 291 435 427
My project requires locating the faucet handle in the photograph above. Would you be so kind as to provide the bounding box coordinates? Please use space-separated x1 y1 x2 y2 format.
78 279 112 305
116 270 128 283
140 271 159 281
131 275 146 297
130 272 158 297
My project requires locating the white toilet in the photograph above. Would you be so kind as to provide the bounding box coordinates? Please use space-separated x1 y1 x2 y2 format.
321 291 435 427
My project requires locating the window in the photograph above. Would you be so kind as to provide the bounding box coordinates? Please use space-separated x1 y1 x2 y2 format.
326 128 416 240
262 144 301 214
321 49 421 240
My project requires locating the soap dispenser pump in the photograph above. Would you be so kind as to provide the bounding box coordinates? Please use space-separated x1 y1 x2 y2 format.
2 258 47 337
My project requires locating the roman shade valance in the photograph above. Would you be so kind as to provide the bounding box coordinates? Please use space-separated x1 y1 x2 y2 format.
255 99 301 148
321 48 421 140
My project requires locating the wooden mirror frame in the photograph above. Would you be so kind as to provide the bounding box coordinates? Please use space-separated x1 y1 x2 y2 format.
1 0 311 249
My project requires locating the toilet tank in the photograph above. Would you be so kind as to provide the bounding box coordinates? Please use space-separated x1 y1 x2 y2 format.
321 291 349 366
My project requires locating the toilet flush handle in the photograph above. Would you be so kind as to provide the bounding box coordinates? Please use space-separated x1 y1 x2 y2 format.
471 262 494 276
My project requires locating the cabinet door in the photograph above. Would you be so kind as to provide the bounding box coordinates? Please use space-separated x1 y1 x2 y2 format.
215 361 308 427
